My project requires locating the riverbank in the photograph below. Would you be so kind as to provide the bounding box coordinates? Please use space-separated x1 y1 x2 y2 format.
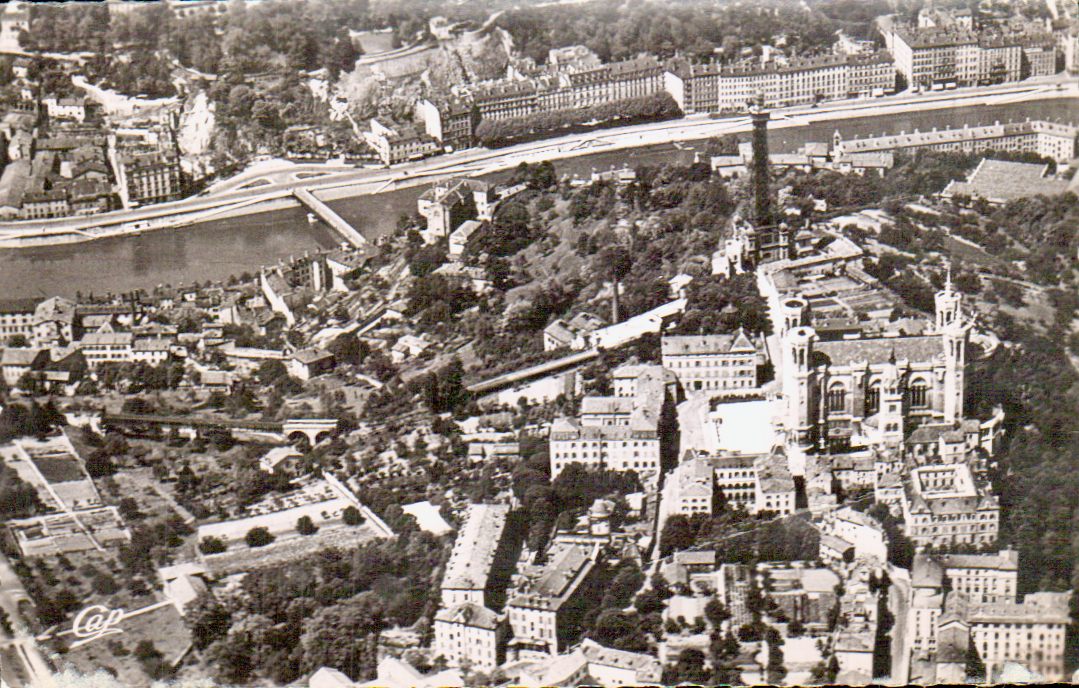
0 76 1074 249
1 91 1077 298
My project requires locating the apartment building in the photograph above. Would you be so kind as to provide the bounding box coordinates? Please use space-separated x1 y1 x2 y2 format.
415 98 478 151
668 450 796 516
119 151 182 205
834 119 1079 164
968 591 1072 681
469 55 664 122
664 52 895 114
0 298 39 342
889 23 1055 88
364 118 439 166
548 420 661 483
78 329 134 366
937 550 1019 604
662 456 715 517
660 328 764 394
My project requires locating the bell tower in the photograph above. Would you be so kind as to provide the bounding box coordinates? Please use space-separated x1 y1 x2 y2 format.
943 318 970 423
935 266 962 332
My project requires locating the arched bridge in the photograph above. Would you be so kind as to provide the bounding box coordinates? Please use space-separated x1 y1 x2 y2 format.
100 413 340 445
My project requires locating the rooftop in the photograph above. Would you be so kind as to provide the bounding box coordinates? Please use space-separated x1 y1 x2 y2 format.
441 504 509 591
942 158 1069 205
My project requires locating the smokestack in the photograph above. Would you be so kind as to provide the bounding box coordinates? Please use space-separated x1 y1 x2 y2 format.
750 92 772 226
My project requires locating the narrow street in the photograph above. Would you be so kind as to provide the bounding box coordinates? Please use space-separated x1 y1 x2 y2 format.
0 554 56 688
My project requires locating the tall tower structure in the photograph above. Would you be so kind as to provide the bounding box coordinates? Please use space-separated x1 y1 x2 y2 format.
943 318 970 423
783 325 816 448
935 267 962 332
749 92 772 226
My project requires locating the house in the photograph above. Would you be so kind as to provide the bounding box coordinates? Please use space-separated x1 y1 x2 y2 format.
417 178 494 239
0 347 49 387
288 349 335 381
390 334 430 363
543 312 606 351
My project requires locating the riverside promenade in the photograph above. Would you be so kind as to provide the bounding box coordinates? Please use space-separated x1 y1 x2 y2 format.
0 75 1073 249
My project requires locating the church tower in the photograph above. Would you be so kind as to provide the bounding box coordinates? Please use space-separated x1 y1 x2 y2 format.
935 267 962 332
943 318 970 423
783 325 817 448
878 355 905 446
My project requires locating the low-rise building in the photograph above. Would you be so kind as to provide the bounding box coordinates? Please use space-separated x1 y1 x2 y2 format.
448 219 484 259
289 348 335 381
543 312 606 351
941 158 1070 206
417 177 494 238
365 118 439 166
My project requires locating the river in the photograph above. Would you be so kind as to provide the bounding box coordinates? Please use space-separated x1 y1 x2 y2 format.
1 97 1076 299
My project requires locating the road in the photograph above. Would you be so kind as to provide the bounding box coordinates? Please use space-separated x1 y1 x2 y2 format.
0 74 1074 244
887 565 913 686
0 554 56 688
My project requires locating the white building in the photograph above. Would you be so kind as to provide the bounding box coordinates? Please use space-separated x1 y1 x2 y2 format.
902 463 999 549
662 456 715 517
660 328 764 394
433 602 505 670
968 592 1072 682
939 550 1018 603
821 506 889 564
507 545 598 658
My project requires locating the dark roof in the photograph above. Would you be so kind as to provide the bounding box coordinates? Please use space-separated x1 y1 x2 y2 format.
0 297 41 314
814 335 942 367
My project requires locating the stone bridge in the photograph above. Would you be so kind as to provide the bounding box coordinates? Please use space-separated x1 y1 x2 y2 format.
99 413 339 445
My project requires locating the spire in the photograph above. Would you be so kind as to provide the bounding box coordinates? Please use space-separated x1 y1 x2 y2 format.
944 262 953 294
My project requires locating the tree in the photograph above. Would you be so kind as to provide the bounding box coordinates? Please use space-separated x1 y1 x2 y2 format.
199 536 227 554
342 506 365 526
245 527 275 548
659 515 695 557
667 648 709 684
187 596 232 651
297 515 319 535
328 332 369 365
324 28 360 79
705 598 731 628
299 593 386 680
85 447 117 478
91 574 120 596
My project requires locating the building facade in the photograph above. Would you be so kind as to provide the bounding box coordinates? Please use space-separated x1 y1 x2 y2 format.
433 603 506 671
661 329 764 394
